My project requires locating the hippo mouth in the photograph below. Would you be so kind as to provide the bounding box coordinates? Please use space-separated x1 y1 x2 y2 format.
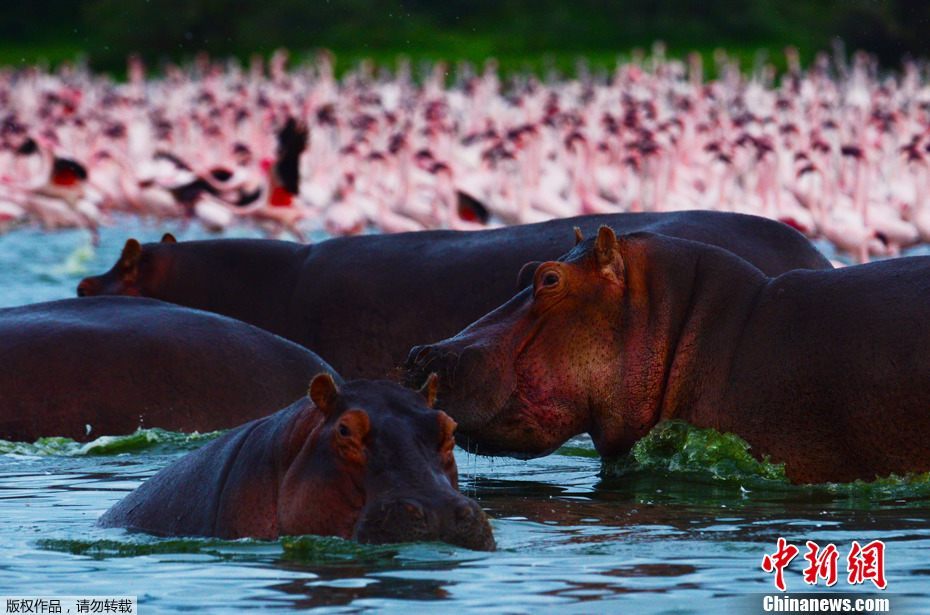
448 394 571 460
453 431 560 460
405 344 573 458
353 497 496 551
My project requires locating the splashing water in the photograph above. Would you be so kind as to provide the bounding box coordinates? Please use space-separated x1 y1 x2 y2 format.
0 427 224 457
49 241 96 277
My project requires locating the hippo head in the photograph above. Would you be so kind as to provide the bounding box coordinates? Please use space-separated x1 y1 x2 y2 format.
406 226 633 459
278 373 495 551
76 233 175 297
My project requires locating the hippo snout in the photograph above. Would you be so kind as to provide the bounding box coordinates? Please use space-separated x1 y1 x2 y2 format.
357 498 432 542
405 344 488 388
354 496 495 551
447 500 496 551
404 344 458 388
406 344 429 367
76 277 99 297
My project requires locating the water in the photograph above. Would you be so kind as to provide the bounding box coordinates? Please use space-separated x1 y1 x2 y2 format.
1 220 928 613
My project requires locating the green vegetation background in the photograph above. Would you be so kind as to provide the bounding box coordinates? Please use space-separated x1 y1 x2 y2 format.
1 1 928 74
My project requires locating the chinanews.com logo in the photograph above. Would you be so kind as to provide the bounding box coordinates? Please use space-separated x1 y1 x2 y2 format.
758 538 890 614
761 595 890 613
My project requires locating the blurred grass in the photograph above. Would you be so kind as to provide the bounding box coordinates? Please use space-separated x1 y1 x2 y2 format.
0 0 921 77
322 44 803 78
0 42 809 80
0 43 87 69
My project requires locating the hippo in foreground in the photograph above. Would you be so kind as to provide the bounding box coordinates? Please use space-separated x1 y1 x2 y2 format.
99 374 495 550
406 226 930 484
0 297 336 441
77 211 830 379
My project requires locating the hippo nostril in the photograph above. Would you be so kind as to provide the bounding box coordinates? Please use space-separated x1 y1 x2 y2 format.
404 344 461 389
405 345 432 370
404 346 420 368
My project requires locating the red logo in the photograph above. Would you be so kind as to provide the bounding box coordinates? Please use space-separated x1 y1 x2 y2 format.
762 539 887 591
761 537 800 592
802 540 839 587
847 540 887 590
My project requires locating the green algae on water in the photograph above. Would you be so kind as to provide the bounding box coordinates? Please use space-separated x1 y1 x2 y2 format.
820 471 930 501
0 436 82 456
0 427 224 457
601 420 930 499
282 535 400 564
37 537 278 560
40 534 406 565
555 445 600 458
601 420 789 484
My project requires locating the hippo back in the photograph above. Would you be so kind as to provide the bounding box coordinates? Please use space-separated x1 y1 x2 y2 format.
97 401 305 538
0 297 338 441
296 210 829 377
77 211 827 380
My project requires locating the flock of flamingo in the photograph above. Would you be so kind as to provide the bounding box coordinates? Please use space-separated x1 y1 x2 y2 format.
2 48 930 261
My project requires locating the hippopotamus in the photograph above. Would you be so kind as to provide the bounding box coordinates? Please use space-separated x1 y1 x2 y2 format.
405 226 930 484
77 212 830 379
0 297 337 441
99 373 495 550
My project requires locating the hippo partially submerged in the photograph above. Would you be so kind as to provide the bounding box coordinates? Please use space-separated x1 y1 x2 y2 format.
0 297 336 441
77 211 830 379
99 374 495 550
406 226 930 484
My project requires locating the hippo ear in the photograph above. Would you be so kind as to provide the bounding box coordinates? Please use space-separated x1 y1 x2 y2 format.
118 239 142 278
594 225 624 278
161 233 177 243
437 411 458 487
574 226 584 245
516 261 542 290
437 411 457 447
419 372 439 408
309 373 340 416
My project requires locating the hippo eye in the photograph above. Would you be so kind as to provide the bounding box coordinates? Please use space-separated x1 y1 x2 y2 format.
541 271 560 287
338 424 350 437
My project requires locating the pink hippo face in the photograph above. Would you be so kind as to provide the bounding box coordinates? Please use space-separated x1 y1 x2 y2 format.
406 226 638 459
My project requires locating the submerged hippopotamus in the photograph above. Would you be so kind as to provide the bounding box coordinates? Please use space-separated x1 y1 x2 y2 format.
406 226 930 484
0 297 336 441
77 212 829 379
99 374 495 550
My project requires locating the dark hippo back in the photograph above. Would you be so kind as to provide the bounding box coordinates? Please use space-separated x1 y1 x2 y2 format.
0 297 338 441
98 400 303 537
296 211 829 377
594 210 830 274
79 211 828 379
